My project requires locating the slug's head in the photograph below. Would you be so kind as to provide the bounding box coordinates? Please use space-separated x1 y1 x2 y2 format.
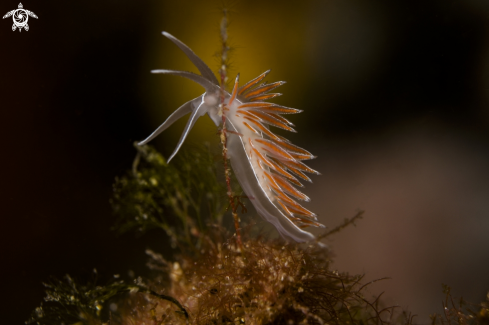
138 32 224 162
202 92 222 126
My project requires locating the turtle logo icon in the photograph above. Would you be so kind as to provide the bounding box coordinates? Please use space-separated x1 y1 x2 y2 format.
3 3 38 32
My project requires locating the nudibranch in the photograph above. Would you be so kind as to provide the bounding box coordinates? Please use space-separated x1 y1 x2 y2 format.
140 32 325 242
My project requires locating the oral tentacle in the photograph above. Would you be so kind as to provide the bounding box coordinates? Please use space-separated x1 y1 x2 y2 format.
151 70 218 93
138 97 196 146
162 32 219 86
167 96 208 163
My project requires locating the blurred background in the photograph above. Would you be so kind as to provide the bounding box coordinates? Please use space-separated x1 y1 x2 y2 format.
2 0 489 323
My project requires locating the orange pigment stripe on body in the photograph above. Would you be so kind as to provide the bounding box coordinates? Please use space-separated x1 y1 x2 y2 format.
255 138 295 161
288 215 318 224
244 81 285 98
239 109 260 120
272 159 312 182
228 74 240 105
242 113 286 139
271 169 303 187
238 70 270 95
246 110 295 132
250 121 280 141
239 102 302 115
275 137 315 156
264 172 287 197
267 183 284 199
274 190 300 207
278 158 320 175
277 195 317 221
237 110 258 122
267 113 294 127
269 173 310 201
296 220 323 228
242 116 280 140
256 157 264 170
286 166 312 182
242 121 259 135
250 139 304 182
241 114 259 125
276 200 294 217
239 102 278 109
278 199 317 219
267 160 301 183
249 106 302 115
289 152 316 161
274 134 292 143
303 220 322 226
289 218 318 228
248 93 282 102
252 147 277 169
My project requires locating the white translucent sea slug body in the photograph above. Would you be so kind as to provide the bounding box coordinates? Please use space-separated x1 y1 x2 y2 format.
140 32 325 242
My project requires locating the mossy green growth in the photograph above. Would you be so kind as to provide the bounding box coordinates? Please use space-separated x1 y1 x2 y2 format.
28 144 489 325
27 238 489 325
111 142 229 250
26 272 187 325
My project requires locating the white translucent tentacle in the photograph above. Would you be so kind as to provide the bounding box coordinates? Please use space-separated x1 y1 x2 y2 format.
162 32 219 86
167 95 208 163
151 69 218 92
138 97 196 146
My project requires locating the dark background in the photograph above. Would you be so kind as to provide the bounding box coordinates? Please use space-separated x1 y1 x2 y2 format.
2 0 489 323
